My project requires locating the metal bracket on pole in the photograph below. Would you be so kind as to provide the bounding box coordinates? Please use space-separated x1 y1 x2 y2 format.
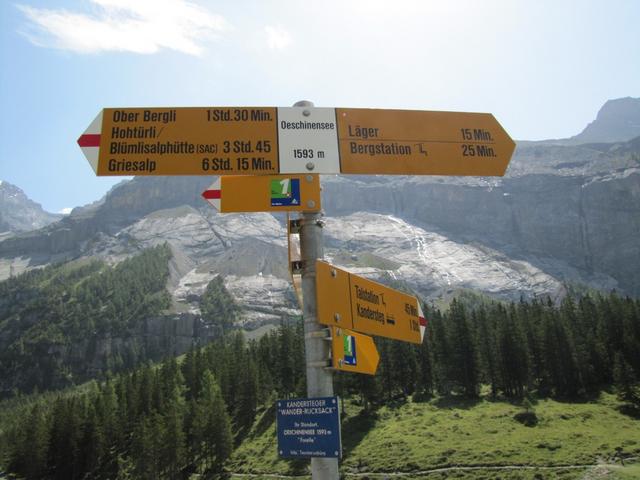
308 360 332 368
291 260 304 274
289 218 302 234
305 329 331 340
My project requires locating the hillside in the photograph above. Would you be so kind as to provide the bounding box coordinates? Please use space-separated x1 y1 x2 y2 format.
231 393 640 479
1 292 638 479
0 245 192 395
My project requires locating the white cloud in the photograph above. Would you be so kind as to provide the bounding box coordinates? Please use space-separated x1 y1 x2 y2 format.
17 0 230 56
265 25 291 50
58 207 73 215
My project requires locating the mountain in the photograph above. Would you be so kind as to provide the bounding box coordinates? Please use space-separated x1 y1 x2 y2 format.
0 98 639 328
571 97 640 144
518 97 640 146
0 180 61 239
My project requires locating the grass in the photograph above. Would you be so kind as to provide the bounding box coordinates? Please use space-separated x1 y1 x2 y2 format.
227 392 640 479
608 463 640 479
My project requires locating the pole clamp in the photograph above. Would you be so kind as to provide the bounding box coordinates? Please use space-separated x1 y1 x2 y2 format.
304 329 331 340
289 219 302 234
308 360 332 368
290 260 304 274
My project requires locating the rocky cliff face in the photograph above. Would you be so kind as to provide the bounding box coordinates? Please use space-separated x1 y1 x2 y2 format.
0 99 639 328
322 167 639 295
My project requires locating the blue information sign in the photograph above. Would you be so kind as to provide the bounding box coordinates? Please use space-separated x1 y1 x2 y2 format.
277 396 341 458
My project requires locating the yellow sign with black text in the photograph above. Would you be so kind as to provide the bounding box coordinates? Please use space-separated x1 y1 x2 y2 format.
316 260 427 344
78 107 514 177
336 108 515 176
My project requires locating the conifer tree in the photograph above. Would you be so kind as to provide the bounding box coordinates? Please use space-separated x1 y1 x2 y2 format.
161 404 187 478
181 346 199 400
277 322 297 396
621 296 640 374
48 397 83 480
473 306 499 396
132 414 163 480
415 326 434 397
14 403 50 480
541 303 582 397
389 339 418 397
521 298 546 390
237 356 259 429
193 370 233 472
576 294 607 389
429 310 451 395
210 377 234 472
200 275 240 333
447 300 479 397
79 404 105 478
495 304 529 397
613 352 640 407
377 338 395 400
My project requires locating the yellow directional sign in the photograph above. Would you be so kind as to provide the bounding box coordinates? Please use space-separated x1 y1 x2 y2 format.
78 107 280 176
316 261 427 344
78 107 514 177
202 174 321 213
335 108 515 176
331 327 379 376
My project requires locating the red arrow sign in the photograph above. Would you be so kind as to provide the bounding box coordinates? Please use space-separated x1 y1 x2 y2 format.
202 189 221 199
77 134 101 147
201 178 222 211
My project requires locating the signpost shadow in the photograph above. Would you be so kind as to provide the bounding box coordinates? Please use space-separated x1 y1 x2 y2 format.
339 409 379 461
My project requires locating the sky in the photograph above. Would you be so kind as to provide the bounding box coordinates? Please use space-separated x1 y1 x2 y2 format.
1 0 639 214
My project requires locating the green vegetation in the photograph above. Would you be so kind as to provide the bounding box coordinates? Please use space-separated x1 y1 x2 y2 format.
0 283 639 479
0 245 172 395
200 275 242 334
609 463 640 479
0 321 306 479
231 393 640 478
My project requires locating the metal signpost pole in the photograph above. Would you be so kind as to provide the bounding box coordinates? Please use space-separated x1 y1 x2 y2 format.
295 100 339 480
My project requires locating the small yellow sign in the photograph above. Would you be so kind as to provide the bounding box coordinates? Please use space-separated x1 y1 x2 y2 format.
202 175 321 213
316 261 427 344
331 327 379 376
335 108 515 176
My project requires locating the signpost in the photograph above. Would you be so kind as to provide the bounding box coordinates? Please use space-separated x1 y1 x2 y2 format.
202 174 321 213
330 327 379 376
316 260 427 344
78 99 515 480
277 396 341 459
78 107 515 177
